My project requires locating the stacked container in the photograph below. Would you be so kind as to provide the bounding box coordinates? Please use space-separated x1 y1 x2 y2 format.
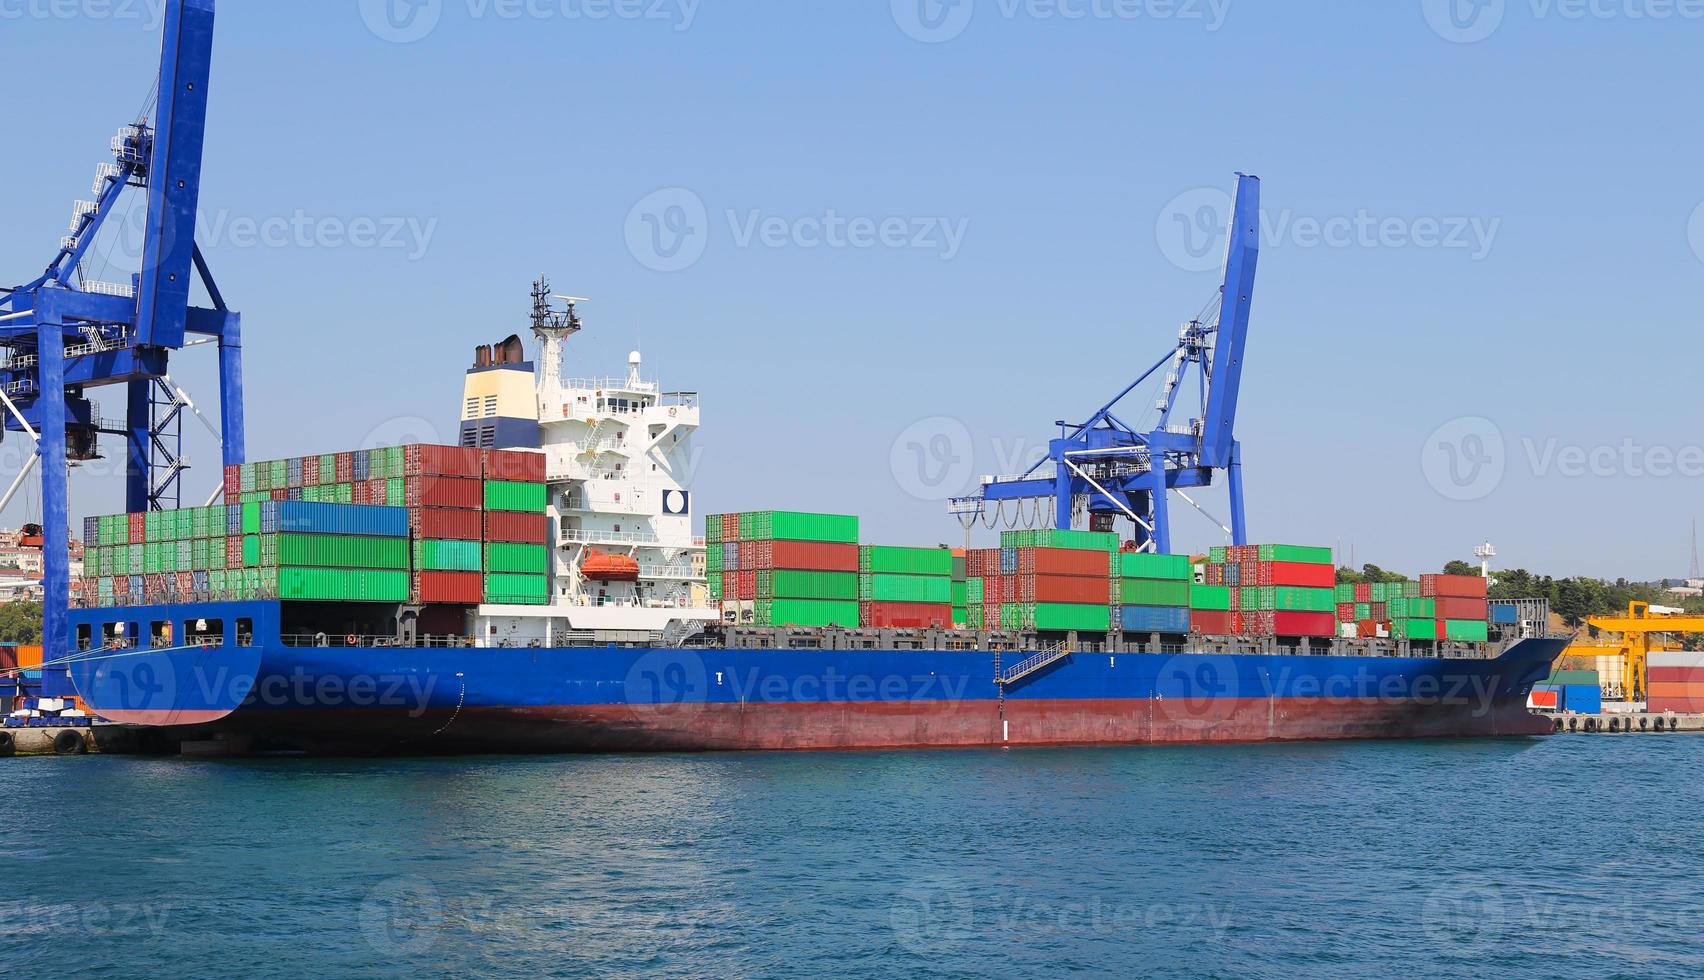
1648 651 1704 713
1201 544 1336 637
1116 551 1192 633
1334 572 1490 642
996 529 1117 632
481 448 550 605
858 545 954 628
710 511 860 627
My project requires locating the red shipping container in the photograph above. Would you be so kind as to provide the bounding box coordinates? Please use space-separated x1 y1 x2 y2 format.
1649 667 1704 684
271 489 288 501
1421 573 1488 599
736 571 756 601
1353 582 1372 602
303 454 320 486
1000 575 1017 605
1020 574 1110 604
1273 611 1335 637
225 536 242 568
1369 602 1386 621
1433 597 1488 620
1357 619 1379 638
412 571 483 604
756 540 857 571
406 444 483 478
412 507 484 541
1337 602 1357 622
405 475 483 509
352 481 372 506
1191 610 1234 635
224 464 240 497
485 511 549 544
483 448 546 482
1267 561 1334 588
128 512 145 543
1018 547 1108 577
861 601 953 629
1528 688 1558 710
335 452 354 482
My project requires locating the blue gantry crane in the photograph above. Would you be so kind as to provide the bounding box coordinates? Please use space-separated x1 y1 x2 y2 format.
951 173 1260 554
0 0 241 693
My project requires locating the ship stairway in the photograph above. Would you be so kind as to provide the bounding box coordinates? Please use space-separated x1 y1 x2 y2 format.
662 618 706 648
996 643 1071 687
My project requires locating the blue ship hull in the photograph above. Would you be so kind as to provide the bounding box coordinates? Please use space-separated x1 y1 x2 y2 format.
67 601 1565 754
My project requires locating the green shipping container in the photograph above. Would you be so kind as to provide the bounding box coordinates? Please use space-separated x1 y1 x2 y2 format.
705 543 723 573
859 545 953 576
1444 619 1489 642
1335 583 1356 602
1209 546 1228 563
1189 585 1232 611
242 502 261 535
951 580 968 606
1241 586 1335 613
859 573 952 604
705 514 724 542
484 573 550 605
386 477 405 507
486 542 548 574
754 598 859 628
759 569 858 600
276 567 409 602
1354 602 1371 621
1391 618 1438 640
1256 544 1334 565
738 512 755 539
749 511 859 544
1387 597 1437 619
1025 602 1111 632
269 533 408 570
1000 529 1119 552
1117 552 1191 580
243 535 259 567
1000 604 1020 631
966 606 983 630
952 606 967 627
1121 579 1191 607
485 480 547 513
708 575 723 600
967 578 984 604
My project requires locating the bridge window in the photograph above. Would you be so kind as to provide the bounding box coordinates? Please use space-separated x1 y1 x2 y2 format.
149 620 175 648
187 618 225 648
236 618 255 647
103 622 137 649
76 623 93 651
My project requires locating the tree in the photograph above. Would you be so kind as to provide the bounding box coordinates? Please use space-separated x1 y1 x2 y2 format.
0 602 43 644
1442 560 1478 577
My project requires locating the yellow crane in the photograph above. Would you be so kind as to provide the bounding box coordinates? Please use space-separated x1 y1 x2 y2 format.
1559 602 1704 702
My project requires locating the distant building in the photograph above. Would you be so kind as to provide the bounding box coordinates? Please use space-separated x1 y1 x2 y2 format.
0 528 83 604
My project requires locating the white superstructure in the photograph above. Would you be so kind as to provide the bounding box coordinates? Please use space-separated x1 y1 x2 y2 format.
463 280 717 645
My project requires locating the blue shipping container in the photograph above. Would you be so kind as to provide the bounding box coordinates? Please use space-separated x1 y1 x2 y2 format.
1562 684 1602 714
260 502 408 538
1489 603 1519 625
1120 605 1191 633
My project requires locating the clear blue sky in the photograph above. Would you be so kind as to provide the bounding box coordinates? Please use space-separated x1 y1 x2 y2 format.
2 0 1700 580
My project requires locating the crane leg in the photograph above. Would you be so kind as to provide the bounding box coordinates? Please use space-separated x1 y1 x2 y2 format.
126 378 151 513
1150 463 1171 554
1228 442 1247 546
218 313 245 467
36 321 72 694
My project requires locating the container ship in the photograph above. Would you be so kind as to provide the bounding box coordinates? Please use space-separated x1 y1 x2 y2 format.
9 2 1565 754
58 280 1566 755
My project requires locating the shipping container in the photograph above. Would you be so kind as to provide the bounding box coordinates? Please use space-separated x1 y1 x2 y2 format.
1189 585 1232 611
484 480 547 513
1000 529 1119 552
484 573 550 605
746 511 859 544
1421 573 1488 599
1443 619 1489 642
482 448 547 482
485 542 549 575
1024 602 1111 632
1433 596 1489 621
261 501 408 537
1120 579 1192 607
276 567 409 602
1255 544 1333 564
414 507 484 541
859 545 953 576
266 533 409 570
412 570 484 604
860 601 953 629
1390 618 1439 640
404 476 483 510
1119 605 1190 633
859 573 952 604
755 598 859 628
1263 561 1335 588
758 569 858 600
1018 547 1109 578
415 539 483 572
1020 574 1112 604
1117 552 1191 580
484 511 549 544
1561 684 1602 714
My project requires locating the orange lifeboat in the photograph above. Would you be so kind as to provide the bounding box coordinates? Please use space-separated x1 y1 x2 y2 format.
580 548 640 582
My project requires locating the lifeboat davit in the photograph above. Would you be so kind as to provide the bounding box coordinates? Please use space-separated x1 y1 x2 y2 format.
580 548 640 582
